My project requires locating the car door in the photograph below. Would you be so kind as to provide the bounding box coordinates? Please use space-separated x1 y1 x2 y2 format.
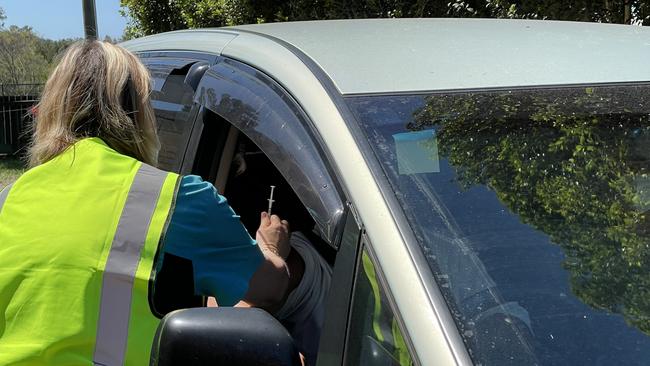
136 52 219 314
185 56 419 365
140 51 419 364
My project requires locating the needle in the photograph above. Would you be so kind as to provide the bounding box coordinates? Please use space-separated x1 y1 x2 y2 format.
267 185 276 215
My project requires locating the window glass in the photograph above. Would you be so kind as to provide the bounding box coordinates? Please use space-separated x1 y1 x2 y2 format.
149 63 196 171
345 248 414 366
347 85 650 365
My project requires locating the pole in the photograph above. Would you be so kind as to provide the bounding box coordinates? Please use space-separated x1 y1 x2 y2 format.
82 0 98 40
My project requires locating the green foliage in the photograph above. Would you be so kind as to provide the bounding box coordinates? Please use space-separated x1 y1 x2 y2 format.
120 0 650 37
36 38 78 64
119 0 459 35
180 0 230 28
120 0 188 39
412 87 650 334
449 0 647 23
0 26 50 86
0 26 78 87
0 6 77 86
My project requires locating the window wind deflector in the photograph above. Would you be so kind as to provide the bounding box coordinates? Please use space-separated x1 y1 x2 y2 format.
194 60 346 248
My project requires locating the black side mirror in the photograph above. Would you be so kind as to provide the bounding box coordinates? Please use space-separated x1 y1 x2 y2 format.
150 307 302 366
183 61 210 92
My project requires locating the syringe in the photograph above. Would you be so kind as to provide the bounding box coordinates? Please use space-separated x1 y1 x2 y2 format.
267 185 276 215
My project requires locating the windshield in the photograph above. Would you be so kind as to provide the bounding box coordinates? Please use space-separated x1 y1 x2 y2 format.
347 85 650 366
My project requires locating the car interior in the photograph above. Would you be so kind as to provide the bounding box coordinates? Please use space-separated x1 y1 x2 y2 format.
192 108 337 264
190 108 339 362
154 108 337 308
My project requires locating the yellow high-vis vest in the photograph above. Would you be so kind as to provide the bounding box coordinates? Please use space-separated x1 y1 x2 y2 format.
0 137 179 365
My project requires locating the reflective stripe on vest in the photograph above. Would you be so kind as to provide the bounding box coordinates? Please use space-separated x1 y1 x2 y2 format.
93 164 168 366
0 138 178 365
0 184 12 213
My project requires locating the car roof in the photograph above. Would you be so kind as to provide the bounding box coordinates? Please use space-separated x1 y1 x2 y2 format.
122 19 650 95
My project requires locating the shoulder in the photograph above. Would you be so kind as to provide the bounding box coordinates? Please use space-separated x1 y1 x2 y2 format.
165 174 252 249
179 174 213 193
175 175 227 207
170 175 246 240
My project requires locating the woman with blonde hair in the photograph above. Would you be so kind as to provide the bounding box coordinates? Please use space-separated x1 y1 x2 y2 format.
0 40 294 365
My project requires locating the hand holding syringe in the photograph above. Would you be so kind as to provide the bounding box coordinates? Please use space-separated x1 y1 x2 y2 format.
257 185 291 260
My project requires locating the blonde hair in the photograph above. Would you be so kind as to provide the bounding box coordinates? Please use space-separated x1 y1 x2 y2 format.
28 40 160 167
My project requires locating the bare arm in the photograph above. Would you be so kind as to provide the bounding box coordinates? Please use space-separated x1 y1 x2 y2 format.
236 212 292 313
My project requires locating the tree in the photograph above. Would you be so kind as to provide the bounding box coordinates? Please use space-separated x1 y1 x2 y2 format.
462 0 641 24
119 0 458 36
120 0 650 37
0 26 49 90
120 0 188 39
35 38 78 65
0 7 77 89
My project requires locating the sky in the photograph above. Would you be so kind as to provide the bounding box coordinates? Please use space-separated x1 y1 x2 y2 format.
2 0 127 40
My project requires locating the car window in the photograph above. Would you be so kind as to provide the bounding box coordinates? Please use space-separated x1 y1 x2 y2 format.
194 110 328 247
190 88 342 366
345 248 414 366
347 84 650 365
141 58 200 172
192 58 345 246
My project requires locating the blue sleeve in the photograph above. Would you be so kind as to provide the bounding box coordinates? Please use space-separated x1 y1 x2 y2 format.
161 175 263 306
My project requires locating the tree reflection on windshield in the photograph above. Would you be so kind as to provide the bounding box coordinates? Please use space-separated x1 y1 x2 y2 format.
411 86 650 335
348 85 650 365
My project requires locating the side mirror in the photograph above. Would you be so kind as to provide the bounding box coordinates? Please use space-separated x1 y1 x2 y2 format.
183 61 210 92
150 307 302 366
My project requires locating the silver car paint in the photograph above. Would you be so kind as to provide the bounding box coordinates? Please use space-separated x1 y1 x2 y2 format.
125 19 650 95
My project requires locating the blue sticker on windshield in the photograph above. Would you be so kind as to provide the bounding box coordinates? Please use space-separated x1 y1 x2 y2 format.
393 129 440 175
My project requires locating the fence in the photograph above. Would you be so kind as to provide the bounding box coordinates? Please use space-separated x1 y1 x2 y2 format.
0 84 42 155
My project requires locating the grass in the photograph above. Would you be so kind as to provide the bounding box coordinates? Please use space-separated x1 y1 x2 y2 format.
0 157 25 188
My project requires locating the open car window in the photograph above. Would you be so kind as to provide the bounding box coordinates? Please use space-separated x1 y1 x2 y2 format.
193 58 345 247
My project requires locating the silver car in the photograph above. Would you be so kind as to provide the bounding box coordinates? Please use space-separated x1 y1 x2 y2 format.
123 19 650 365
